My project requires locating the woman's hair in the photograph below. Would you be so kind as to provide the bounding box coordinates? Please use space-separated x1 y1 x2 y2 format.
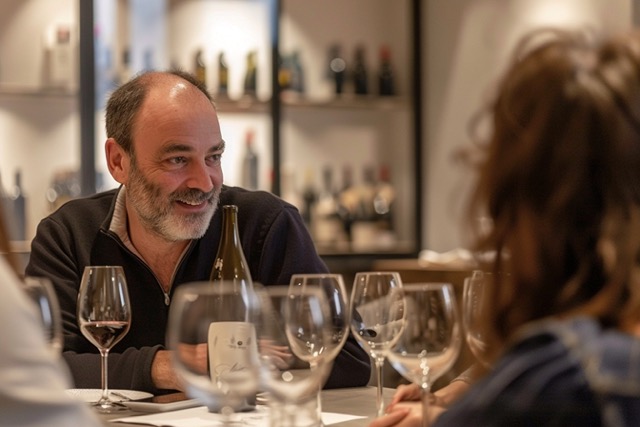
469 28 640 348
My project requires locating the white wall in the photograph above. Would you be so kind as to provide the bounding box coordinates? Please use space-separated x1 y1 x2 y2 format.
423 0 633 252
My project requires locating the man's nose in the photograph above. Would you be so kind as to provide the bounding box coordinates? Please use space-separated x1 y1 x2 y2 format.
186 161 215 192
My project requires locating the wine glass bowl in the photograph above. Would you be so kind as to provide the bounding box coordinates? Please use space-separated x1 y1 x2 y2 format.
349 271 405 417
387 283 461 427
257 285 332 427
167 281 264 419
22 276 63 355
462 271 492 367
289 274 350 366
77 266 131 413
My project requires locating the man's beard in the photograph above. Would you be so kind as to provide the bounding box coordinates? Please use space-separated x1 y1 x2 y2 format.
126 161 219 242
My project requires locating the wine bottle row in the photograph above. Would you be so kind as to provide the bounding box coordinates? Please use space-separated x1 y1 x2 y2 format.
289 164 396 253
190 43 397 100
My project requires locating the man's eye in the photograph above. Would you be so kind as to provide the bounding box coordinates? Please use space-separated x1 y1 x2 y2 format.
169 157 187 165
207 154 222 164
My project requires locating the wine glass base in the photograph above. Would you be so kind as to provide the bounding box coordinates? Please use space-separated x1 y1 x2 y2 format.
91 399 128 414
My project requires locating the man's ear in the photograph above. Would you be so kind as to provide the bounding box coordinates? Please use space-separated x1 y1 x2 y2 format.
105 138 130 184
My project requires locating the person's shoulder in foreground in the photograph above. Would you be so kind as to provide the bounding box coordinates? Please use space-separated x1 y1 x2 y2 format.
0 257 101 427
434 317 640 426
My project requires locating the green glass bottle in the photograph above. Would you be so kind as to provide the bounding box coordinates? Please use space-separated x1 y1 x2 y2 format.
209 205 253 288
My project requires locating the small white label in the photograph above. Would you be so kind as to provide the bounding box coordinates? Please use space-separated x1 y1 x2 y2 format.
208 321 258 383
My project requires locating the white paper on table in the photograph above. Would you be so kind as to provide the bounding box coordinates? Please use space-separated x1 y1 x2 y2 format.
110 405 366 426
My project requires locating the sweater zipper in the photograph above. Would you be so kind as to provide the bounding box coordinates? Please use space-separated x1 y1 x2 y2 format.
102 229 173 306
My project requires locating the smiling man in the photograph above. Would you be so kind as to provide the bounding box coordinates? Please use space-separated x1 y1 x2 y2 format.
25 70 371 394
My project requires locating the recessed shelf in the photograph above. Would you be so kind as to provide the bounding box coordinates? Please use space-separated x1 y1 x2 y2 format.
213 95 270 113
282 93 410 111
0 83 77 98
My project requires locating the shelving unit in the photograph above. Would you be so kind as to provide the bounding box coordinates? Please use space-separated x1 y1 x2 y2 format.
1 0 423 274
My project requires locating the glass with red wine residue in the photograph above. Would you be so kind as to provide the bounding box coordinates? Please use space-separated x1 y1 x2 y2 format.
78 266 131 413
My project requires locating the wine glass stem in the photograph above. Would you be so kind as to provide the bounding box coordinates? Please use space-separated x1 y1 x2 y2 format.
309 361 324 426
375 358 385 417
420 386 431 427
100 349 110 402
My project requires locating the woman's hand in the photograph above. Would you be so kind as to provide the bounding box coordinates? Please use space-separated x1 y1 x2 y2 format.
369 401 447 427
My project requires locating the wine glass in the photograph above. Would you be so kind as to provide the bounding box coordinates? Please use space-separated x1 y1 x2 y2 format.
349 271 405 417
387 283 461 427
289 274 350 418
22 276 63 355
77 266 131 413
167 280 264 424
257 285 332 427
462 270 492 367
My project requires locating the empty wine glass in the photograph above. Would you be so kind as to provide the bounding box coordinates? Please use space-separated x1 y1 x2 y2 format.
257 285 332 427
167 281 264 424
289 273 349 417
350 271 405 418
463 270 492 367
77 266 131 413
22 276 63 355
387 283 461 427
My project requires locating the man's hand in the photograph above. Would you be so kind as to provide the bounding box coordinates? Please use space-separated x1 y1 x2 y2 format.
151 348 204 391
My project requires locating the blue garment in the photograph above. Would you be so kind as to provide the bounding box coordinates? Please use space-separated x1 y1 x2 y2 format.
434 317 640 426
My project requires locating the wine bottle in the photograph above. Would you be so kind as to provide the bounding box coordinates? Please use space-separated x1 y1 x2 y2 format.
209 205 253 287
290 50 305 93
194 49 207 86
353 45 368 95
11 170 26 241
328 44 346 95
217 52 229 97
378 45 395 96
241 129 259 190
374 164 396 236
313 166 347 250
243 50 258 98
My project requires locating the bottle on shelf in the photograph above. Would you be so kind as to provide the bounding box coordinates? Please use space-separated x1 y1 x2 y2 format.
119 47 132 84
194 49 207 86
243 50 258 98
289 50 305 94
217 52 229 98
351 165 379 251
0 170 26 242
49 24 73 89
209 205 253 288
301 168 318 229
336 165 356 246
352 45 368 95
378 45 395 96
313 166 347 251
328 44 346 96
278 54 292 91
373 164 396 246
241 129 259 190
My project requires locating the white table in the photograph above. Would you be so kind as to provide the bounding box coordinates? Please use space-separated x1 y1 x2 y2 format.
99 387 395 426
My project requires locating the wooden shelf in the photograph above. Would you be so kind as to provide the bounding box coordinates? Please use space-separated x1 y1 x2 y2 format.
213 95 270 113
0 84 77 98
282 93 410 111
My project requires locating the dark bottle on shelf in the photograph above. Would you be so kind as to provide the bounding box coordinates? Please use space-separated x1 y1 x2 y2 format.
218 52 229 97
313 166 347 249
328 44 346 95
374 164 396 234
241 129 259 190
290 50 305 94
10 170 26 241
243 50 258 97
336 165 356 245
209 205 253 287
353 45 368 95
378 45 395 96
301 168 318 228
194 49 207 86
